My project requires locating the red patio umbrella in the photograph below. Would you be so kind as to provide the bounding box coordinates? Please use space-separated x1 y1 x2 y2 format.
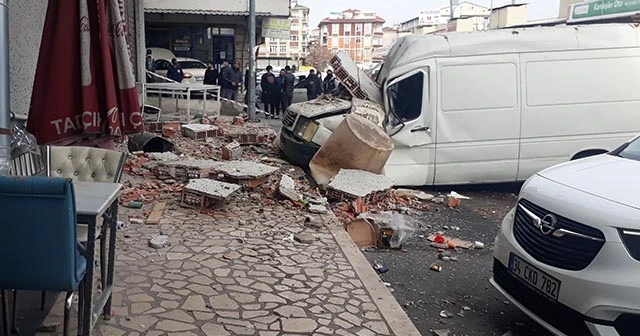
26 0 144 146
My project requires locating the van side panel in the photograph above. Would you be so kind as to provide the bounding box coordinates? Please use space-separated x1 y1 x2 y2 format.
518 48 640 180
434 55 521 185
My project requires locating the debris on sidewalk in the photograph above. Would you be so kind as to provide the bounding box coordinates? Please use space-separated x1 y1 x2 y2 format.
221 141 243 160
373 260 389 274
147 151 180 161
309 204 329 214
327 169 394 201
394 188 435 201
279 174 302 202
180 179 241 209
146 202 166 225
148 234 170 249
439 310 454 318
294 233 315 244
156 160 221 181
430 263 443 272
127 133 174 153
211 160 279 188
181 123 219 140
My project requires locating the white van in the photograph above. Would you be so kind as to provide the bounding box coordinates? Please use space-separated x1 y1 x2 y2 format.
279 24 640 186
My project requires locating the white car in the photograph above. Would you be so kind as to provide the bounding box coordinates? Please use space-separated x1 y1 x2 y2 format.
148 48 207 84
155 57 207 84
491 134 640 336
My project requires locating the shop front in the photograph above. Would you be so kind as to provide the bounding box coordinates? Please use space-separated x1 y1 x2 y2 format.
568 0 640 23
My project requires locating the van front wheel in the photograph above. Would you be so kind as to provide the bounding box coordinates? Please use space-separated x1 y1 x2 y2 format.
571 149 608 160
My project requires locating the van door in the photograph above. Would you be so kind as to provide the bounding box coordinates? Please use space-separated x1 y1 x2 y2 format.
434 55 521 185
384 67 436 186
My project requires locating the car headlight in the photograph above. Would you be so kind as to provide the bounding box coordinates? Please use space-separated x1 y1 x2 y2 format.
619 229 640 261
293 117 319 142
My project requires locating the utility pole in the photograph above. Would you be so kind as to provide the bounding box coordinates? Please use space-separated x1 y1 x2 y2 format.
0 0 11 176
247 0 257 121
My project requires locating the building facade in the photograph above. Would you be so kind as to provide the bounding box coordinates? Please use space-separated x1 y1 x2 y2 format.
257 0 309 68
488 4 529 29
318 9 385 67
144 0 290 70
398 2 490 34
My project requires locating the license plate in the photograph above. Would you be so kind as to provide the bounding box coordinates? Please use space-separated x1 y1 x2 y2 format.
509 253 561 301
196 77 204 81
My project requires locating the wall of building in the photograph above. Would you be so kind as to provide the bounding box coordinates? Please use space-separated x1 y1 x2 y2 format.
258 2 309 68
8 0 48 117
489 6 529 29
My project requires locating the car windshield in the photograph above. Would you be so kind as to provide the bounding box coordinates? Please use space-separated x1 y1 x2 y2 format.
616 137 640 161
178 61 206 69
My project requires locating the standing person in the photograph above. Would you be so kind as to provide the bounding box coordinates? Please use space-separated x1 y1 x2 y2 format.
305 69 323 100
167 58 184 83
281 66 296 111
223 60 243 101
218 62 229 85
323 69 338 94
275 69 286 116
203 62 219 85
145 49 156 72
260 66 277 118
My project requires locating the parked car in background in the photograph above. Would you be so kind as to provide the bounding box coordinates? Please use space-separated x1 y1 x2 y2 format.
148 48 208 84
491 134 640 336
255 72 309 105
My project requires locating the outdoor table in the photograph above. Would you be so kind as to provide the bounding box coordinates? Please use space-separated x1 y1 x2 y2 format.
142 83 221 121
74 181 122 335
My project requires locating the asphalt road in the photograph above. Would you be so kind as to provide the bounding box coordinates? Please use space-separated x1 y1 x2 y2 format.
363 185 555 336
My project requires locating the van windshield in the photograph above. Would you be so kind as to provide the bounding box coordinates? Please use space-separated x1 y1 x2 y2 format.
615 137 640 161
387 72 425 127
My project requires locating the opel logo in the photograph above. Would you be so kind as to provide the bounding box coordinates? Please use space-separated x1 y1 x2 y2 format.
540 214 557 235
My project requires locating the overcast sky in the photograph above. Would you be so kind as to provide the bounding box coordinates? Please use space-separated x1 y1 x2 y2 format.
300 0 561 27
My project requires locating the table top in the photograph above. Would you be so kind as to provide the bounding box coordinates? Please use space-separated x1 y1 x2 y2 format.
73 182 122 217
144 83 221 90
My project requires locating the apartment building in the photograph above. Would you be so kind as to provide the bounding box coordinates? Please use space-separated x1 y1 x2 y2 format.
399 2 490 34
257 0 309 68
318 9 385 67
308 28 320 46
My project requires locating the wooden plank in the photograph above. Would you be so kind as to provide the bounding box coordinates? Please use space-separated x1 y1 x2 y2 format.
146 202 166 225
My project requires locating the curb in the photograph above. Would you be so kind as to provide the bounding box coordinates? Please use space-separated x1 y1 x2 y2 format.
323 212 423 336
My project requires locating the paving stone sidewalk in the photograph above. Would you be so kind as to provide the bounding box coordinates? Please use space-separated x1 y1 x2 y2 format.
36 173 420 336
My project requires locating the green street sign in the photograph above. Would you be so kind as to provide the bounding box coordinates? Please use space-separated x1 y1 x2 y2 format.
569 0 640 22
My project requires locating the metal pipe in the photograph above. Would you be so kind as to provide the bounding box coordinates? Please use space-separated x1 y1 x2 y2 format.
135 0 146 84
0 0 12 176
247 0 256 120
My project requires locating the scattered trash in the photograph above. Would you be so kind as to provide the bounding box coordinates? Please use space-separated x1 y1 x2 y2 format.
474 241 485 249
345 219 377 248
447 191 470 200
126 201 143 209
462 306 471 311
373 260 389 274
431 197 445 204
116 220 126 230
439 310 454 318
148 234 170 249
129 218 144 225
428 234 475 249
383 282 391 287
358 212 418 249
432 329 451 336
430 263 443 272
394 189 435 201
127 133 174 153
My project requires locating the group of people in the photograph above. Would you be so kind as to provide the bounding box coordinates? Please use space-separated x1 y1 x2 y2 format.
201 61 244 101
258 66 338 119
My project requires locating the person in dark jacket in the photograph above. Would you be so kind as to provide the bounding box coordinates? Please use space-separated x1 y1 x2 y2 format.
260 66 278 118
203 63 219 85
167 58 184 83
322 69 338 94
275 69 286 115
305 69 323 100
222 60 243 100
281 66 296 111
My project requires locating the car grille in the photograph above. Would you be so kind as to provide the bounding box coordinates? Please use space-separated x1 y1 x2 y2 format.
493 259 594 336
282 110 297 129
514 199 605 271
